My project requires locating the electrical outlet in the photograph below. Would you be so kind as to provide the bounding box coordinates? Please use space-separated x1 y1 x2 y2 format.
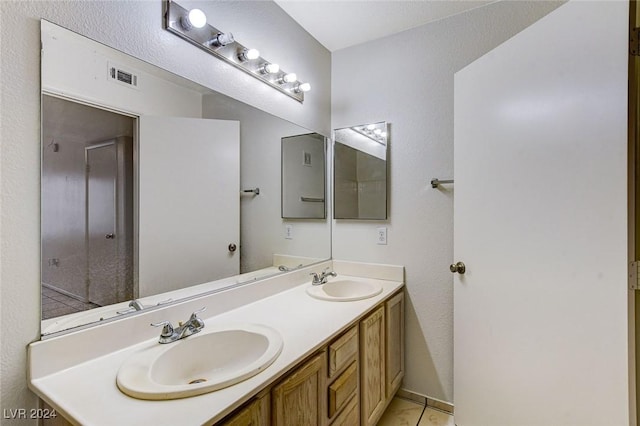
377 227 387 245
285 224 293 240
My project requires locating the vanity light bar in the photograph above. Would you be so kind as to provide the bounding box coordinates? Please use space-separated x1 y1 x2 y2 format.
350 124 387 145
164 0 309 103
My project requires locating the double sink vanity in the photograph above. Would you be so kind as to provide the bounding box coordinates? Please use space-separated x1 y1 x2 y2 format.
28 260 405 425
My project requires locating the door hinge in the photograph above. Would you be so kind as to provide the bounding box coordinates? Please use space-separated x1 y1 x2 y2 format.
86 164 91 173
630 261 640 290
631 27 640 56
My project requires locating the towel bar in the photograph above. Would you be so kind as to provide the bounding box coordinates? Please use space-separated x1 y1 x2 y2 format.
430 178 453 188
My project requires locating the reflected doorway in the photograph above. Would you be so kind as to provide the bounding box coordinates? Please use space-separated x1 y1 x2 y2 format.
41 95 135 319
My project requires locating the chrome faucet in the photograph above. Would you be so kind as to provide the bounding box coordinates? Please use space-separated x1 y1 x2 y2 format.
117 299 146 315
310 268 337 286
151 307 206 344
129 299 145 311
278 263 304 272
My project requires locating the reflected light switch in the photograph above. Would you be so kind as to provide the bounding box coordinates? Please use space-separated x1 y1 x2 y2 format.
285 224 293 240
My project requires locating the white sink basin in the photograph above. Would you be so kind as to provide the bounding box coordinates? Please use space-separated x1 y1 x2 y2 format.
306 278 383 301
117 324 283 400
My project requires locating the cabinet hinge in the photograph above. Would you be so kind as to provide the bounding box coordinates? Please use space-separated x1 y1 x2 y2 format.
631 27 640 56
630 261 640 290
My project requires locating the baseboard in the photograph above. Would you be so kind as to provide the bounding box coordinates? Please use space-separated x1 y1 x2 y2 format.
42 283 89 303
396 388 454 415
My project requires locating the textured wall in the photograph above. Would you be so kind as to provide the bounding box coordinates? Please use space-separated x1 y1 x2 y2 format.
0 1 329 422
331 1 564 402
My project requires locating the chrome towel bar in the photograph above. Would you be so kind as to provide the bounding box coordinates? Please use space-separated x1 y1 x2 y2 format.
430 178 454 188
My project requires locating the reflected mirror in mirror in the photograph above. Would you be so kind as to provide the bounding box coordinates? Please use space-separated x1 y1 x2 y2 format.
333 122 388 220
40 21 330 336
282 133 326 219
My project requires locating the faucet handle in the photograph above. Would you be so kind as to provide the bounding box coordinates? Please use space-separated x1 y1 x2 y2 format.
151 320 174 338
187 307 206 331
189 307 206 320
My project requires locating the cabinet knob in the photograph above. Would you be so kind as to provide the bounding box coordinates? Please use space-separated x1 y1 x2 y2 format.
450 261 466 274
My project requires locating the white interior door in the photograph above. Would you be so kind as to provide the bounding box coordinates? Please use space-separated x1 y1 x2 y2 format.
453 2 629 425
86 142 118 306
138 116 240 297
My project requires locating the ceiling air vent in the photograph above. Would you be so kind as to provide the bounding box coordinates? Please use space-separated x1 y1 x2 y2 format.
107 62 139 90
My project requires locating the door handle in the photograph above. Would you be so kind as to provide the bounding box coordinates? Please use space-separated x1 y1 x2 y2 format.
105 233 115 239
450 261 466 274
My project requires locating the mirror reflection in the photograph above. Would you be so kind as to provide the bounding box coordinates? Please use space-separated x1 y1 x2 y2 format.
42 96 135 312
282 133 326 219
333 122 388 220
40 21 330 336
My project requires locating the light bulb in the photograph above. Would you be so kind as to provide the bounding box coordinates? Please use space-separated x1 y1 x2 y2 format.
259 63 280 74
238 48 260 62
380 131 387 138
278 73 297 84
181 9 207 30
294 82 311 93
209 32 234 47
374 129 382 135
366 124 376 130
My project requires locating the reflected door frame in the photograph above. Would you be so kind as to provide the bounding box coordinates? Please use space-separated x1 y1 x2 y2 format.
85 139 133 306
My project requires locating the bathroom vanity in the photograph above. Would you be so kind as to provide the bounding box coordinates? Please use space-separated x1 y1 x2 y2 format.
28 260 404 425
221 283 404 426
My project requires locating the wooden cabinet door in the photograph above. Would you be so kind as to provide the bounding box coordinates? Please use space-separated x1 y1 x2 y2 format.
359 305 386 426
272 352 327 426
385 291 404 398
220 392 270 426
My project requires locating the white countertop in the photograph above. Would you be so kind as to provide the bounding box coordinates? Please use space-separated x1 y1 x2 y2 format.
29 267 403 426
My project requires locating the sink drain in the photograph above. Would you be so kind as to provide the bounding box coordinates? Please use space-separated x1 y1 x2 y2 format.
188 378 207 385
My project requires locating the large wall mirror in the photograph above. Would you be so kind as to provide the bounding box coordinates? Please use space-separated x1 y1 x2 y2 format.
40 21 330 337
333 122 388 220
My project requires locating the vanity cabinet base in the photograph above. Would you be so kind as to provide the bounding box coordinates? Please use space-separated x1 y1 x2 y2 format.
211 289 403 426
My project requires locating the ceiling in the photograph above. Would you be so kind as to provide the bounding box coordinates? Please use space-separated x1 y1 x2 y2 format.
274 0 494 52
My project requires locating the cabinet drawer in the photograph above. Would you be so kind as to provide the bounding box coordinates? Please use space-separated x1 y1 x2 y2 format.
328 326 358 377
328 361 358 418
330 395 359 426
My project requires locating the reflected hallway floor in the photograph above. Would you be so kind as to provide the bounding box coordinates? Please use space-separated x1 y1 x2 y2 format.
41 286 100 320
378 397 455 426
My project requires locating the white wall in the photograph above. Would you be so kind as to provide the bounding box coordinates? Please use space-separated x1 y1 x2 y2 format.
331 1 564 402
0 1 330 421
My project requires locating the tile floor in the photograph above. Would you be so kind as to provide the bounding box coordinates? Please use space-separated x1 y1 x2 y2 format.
378 397 455 426
41 286 100 320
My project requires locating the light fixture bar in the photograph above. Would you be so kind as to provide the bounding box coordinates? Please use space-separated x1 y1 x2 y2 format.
164 0 307 103
350 123 387 145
